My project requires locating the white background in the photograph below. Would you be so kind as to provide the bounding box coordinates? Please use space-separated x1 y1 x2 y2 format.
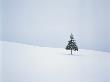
2 0 110 52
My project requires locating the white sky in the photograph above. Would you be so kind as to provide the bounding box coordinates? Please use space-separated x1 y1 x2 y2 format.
2 0 110 52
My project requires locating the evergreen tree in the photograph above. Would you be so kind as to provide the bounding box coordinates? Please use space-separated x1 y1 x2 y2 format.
66 33 78 55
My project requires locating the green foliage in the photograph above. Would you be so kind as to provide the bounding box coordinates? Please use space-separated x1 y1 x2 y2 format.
66 34 78 51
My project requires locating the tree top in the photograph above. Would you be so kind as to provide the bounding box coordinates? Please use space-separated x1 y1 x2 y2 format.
70 33 74 39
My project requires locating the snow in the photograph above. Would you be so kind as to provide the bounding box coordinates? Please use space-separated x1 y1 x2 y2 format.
1 41 110 82
0 41 2 82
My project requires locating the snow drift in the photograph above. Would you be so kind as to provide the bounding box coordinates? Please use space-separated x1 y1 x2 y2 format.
1 41 110 82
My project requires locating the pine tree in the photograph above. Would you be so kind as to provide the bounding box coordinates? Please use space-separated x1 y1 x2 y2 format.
66 33 78 55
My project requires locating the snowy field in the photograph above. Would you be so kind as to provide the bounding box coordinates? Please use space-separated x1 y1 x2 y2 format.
1 41 110 82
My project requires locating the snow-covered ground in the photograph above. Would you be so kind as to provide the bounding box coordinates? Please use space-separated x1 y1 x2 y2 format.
1 41 110 82
0 41 2 82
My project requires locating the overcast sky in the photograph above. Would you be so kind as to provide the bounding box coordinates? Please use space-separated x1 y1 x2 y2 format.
2 0 110 52
0 0 2 39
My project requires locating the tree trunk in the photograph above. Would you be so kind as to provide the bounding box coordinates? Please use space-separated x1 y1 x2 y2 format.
71 49 72 55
